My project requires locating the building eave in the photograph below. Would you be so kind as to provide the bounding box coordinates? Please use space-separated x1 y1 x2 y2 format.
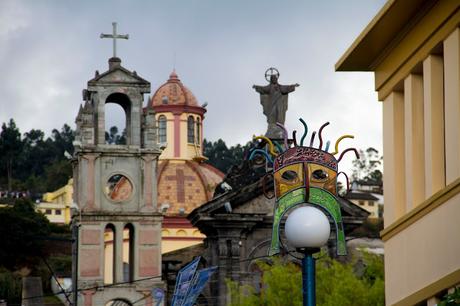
335 0 434 71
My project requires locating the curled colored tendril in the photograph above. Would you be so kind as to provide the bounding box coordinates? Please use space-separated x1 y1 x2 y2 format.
276 122 289 149
337 171 350 194
324 140 331 152
299 118 308 146
310 131 316 147
318 122 330 150
332 135 354 155
253 135 278 157
248 149 274 164
273 141 284 154
337 148 359 163
292 130 298 146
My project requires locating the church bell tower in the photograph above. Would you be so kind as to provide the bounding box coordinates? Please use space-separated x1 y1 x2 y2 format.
72 28 164 304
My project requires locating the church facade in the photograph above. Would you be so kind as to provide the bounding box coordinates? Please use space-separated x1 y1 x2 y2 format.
72 57 164 306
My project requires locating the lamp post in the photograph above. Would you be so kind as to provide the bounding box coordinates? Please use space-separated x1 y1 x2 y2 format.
285 206 331 306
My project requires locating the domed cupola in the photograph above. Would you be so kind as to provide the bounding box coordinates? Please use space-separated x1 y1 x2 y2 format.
149 71 225 218
149 70 207 161
150 70 200 107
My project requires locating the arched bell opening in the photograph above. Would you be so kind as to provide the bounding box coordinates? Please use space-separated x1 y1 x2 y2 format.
123 223 135 282
105 93 132 145
105 298 133 306
104 223 116 284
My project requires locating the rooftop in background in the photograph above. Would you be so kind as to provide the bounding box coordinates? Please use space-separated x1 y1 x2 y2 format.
344 192 379 201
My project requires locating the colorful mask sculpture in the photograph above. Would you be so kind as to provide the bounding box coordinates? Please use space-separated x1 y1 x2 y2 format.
249 119 359 256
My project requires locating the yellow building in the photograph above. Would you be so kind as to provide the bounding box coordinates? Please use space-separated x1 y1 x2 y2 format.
37 178 73 224
345 191 380 218
337 0 460 305
150 71 224 254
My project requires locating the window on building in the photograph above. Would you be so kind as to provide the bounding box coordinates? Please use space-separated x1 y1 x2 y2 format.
104 224 116 284
368 201 375 206
45 209 52 215
158 115 167 143
123 224 135 282
187 116 195 143
358 201 365 206
196 118 200 144
55 209 62 215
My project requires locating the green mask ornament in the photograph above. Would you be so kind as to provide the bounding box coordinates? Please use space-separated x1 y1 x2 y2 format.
249 120 359 256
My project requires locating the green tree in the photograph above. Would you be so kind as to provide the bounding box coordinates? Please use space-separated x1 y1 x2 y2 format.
0 119 23 191
439 287 460 306
44 159 72 192
351 147 383 184
228 254 384 306
105 126 126 145
0 267 22 305
203 138 251 174
0 198 51 270
19 129 51 192
50 124 75 156
0 120 77 193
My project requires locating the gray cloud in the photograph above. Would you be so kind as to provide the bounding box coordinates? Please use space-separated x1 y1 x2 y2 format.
0 0 386 173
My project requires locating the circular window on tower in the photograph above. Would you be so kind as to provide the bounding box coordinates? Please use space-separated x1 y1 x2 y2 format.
105 174 133 202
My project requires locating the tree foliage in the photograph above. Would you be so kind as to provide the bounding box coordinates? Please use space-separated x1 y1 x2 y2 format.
203 138 251 174
439 287 460 306
0 267 22 305
105 126 126 145
0 119 75 194
0 119 23 191
0 199 52 270
228 254 384 306
351 147 383 184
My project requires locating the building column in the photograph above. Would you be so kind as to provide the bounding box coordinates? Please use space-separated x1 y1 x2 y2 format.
82 290 96 306
383 92 406 225
83 154 98 210
427 296 440 306
404 74 425 210
115 223 124 283
423 55 446 197
142 156 155 210
174 114 181 158
443 28 460 184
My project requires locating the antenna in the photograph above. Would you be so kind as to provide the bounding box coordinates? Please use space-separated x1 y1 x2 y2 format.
173 52 177 71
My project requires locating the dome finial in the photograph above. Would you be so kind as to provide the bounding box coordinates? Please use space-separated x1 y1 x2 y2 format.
169 69 179 80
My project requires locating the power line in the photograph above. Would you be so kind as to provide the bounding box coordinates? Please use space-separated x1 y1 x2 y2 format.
19 249 303 304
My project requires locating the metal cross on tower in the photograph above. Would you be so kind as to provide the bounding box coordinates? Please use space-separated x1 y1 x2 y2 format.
100 22 129 58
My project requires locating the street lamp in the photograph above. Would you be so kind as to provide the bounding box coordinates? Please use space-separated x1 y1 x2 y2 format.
285 206 331 306
248 119 359 305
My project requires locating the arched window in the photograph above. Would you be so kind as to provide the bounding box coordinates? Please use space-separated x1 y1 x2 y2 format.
104 224 116 284
196 118 201 145
105 299 132 306
105 93 131 145
158 115 167 143
187 116 195 143
123 224 134 282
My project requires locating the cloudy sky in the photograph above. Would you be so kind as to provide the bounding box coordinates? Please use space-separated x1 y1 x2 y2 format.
0 0 385 171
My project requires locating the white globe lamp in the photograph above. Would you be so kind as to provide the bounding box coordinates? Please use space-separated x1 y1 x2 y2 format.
285 206 331 249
